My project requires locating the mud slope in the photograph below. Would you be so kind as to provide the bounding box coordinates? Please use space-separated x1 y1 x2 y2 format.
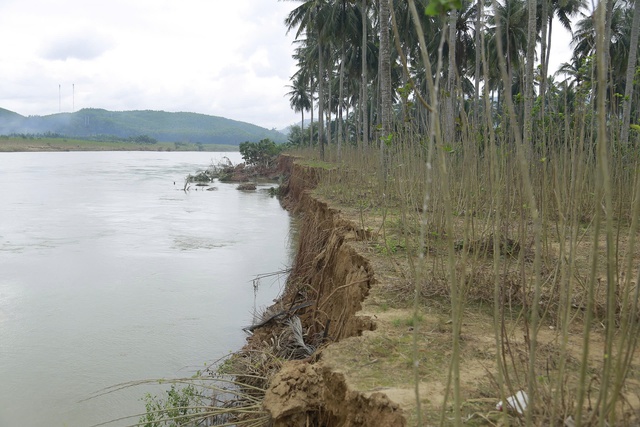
256 156 406 426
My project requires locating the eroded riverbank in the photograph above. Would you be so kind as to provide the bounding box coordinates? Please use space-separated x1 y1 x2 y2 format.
239 156 406 426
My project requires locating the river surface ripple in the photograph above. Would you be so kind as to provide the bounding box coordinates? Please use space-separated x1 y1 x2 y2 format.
0 151 291 426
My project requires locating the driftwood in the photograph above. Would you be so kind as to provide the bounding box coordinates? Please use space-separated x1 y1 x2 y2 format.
243 301 314 333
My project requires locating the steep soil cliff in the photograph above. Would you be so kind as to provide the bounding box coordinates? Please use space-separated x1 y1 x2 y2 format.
253 156 406 426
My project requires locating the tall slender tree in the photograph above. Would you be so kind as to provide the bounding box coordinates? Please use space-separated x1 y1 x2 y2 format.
620 0 640 146
538 0 586 139
362 0 370 148
324 0 362 158
285 0 331 159
474 0 484 126
287 71 312 140
485 0 530 111
523 0 538 146
445 10 458 144
572 0 636 105
379 0 393 166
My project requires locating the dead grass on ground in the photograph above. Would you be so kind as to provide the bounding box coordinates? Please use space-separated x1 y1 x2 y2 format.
316 192 640 426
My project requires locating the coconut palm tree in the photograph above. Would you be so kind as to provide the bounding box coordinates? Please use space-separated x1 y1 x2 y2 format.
620 0 640 146
524 0 538 146
379 0 393 138
572 0 636 108
285 0 332 159
361 0 371 148
537 0 586 130
544 0 587 72
287 71 313 144
292 41 319 147
323 0 362 158
442 0 479 135
555 54 592 89
390 0 442 133
485 0 530 111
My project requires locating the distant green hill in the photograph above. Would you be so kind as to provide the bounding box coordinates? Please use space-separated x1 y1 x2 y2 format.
0 108 287 145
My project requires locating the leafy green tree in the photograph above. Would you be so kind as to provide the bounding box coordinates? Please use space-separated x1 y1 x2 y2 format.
239 138 282 168
287 124 306 146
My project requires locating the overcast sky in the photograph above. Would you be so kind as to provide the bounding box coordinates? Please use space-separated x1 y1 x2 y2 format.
0 0 300 129
0 1 574 130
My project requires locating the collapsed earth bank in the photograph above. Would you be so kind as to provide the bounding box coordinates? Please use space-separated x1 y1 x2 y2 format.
247 155 406 426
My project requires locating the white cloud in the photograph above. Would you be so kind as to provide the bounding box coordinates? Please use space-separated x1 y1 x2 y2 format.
0 0 300 129
548 22 574 75
41 30 113 61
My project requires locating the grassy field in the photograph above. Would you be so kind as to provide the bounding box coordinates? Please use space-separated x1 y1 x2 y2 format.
0 136 238 152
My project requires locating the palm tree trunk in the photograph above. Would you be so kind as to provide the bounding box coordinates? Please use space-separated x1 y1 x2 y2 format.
539 0 549 157
474 0 483 127
545 17 553 90
318 32 325 160
310 82 314 148
539 0 549 113
301 109 305 144
338 48 345 160
601 0 615 131
445 10 457 144
620 0 640 147
329 62 333 149
346 103 350 144
362 0 369 149
523 0 537 147
379 0 392 167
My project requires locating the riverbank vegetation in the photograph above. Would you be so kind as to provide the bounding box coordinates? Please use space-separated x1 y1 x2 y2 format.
277 0 640 425
0 134 237 152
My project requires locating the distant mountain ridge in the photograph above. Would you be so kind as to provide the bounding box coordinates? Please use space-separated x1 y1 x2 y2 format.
0 107 287 145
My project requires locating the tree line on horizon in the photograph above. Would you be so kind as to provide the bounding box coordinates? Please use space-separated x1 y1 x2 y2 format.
0 108 288 146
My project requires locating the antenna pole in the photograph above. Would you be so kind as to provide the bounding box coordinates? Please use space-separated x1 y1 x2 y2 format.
59 84 61 113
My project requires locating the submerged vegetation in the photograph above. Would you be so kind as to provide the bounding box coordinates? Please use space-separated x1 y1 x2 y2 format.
181 142 284 192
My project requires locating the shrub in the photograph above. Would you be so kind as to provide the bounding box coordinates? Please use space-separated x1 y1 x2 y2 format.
239 138 283 168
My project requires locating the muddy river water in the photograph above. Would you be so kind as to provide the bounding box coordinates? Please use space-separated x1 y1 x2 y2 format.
0 151 291 426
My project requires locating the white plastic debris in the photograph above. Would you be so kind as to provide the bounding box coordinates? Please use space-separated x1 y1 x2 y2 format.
496 390 529 415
